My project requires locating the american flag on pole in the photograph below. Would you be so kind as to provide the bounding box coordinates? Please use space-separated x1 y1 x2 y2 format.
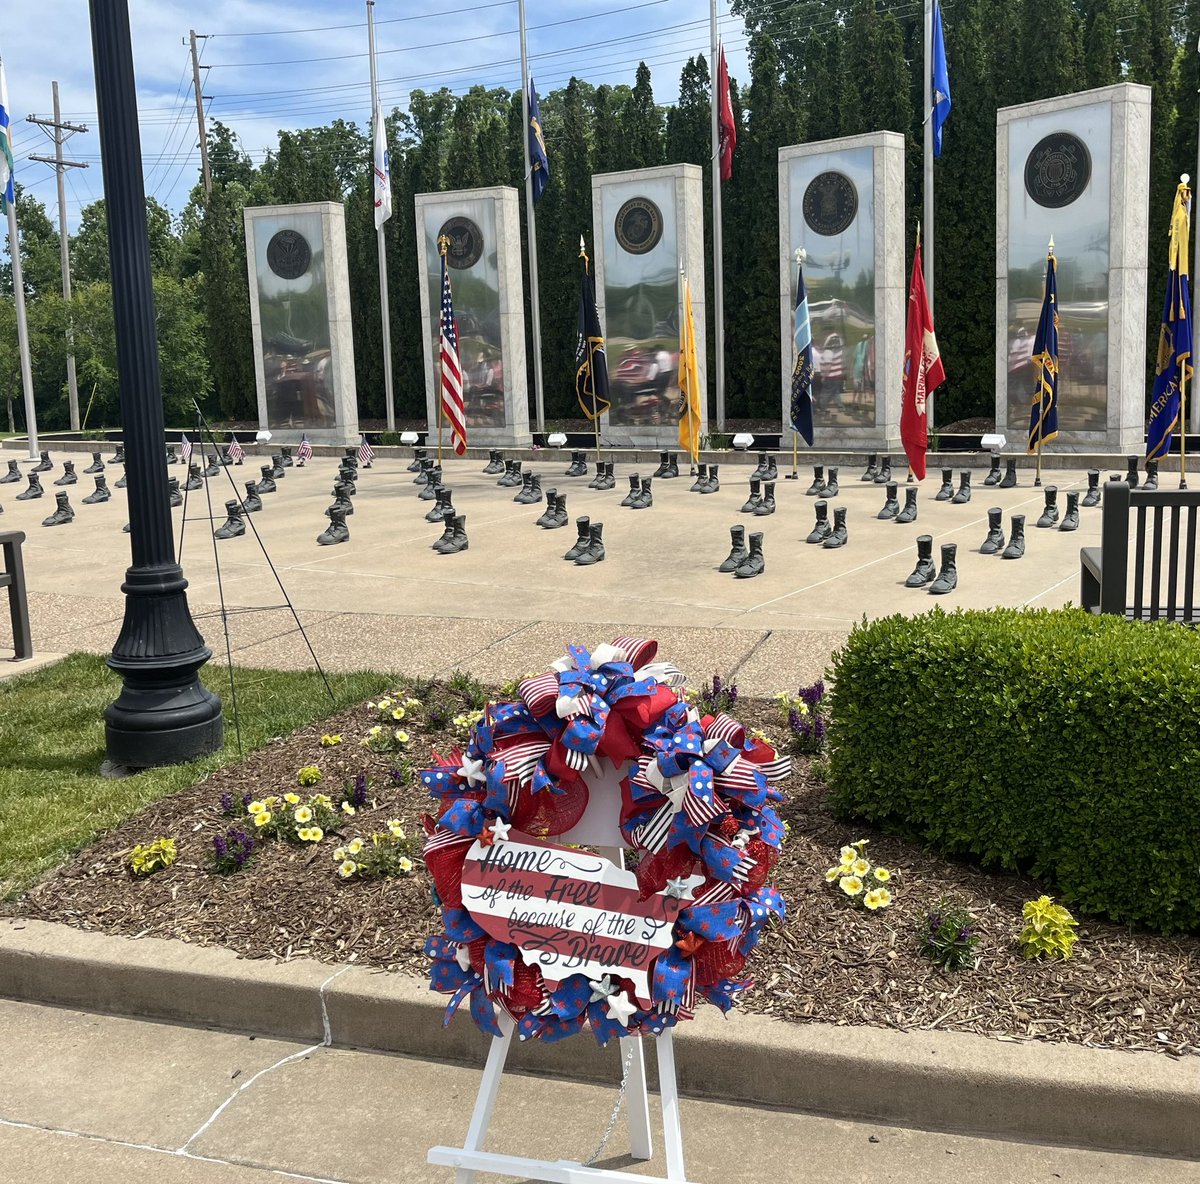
357 434 375 468
180 435 193 464
438 241 467 456
227 434 246 464
296 433 313 465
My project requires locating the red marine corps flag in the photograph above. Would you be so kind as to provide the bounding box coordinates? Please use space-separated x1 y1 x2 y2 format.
717 44 736 182
900 234 945 480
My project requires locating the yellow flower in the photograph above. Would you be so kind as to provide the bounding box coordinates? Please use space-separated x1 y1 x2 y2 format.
253 811 272 828
320 733 343 747
875 888 893 908
873 867 891 882
338 860 357 878
388 821 406 839
404 698 421 709
368 725 383 737
342 802 356 816
264 796 280 807
863 890 883 911
307 826 323 842
296 827 311 841
313 794 332 809
825 867 841 882
333 847 346 861
852 859 871 877
397 856 414 874
391 706 406 721
839 875 863 896
348 838 364 855
394 729 410 744
248 801 265 816
294 806 313 824
852 838 869 848
377 698 393 711
284 793 300 805
839 845 856 862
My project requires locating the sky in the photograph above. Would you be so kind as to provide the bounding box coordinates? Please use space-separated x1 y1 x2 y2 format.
3 0 750 233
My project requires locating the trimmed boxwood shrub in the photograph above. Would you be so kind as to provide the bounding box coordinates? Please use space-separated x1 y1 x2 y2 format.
826 607 1200 933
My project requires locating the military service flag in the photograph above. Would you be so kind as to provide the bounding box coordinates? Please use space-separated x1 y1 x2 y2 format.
790 255 815 446
1027 246 1060 455
575 242 610 421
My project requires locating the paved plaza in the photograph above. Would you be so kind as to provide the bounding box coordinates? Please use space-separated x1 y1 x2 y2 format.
1 448 1104 690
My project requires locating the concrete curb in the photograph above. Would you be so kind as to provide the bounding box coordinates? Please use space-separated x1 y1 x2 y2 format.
2 918 1198 1159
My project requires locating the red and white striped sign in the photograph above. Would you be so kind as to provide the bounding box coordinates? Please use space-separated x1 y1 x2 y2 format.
460 832 694 1007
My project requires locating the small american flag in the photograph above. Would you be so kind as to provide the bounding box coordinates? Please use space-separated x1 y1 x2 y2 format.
296 434 313 465
180 435 193 463
357 434 375 467
227 434 246 463
439 244 467 456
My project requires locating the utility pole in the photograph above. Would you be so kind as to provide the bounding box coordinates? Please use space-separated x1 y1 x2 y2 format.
189 30 211 200
28 82 88 430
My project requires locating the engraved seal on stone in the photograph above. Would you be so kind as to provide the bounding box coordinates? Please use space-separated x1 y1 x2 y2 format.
614 196 664 255
438 216 485 270
1024 133 1091 209
265 229 312 280
803 171 858 237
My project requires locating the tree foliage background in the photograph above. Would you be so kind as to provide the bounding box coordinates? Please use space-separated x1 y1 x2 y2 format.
0 0 1194 432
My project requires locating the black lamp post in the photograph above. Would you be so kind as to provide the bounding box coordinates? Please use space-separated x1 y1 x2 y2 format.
89 0 222 766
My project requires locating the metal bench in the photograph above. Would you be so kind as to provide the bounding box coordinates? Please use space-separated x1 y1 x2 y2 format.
0 530 32 660
1080 481 1200 624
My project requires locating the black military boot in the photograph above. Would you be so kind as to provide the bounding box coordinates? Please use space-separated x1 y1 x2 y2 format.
83 452 104 474
506 459 527 489
16 467 43 501
983 455 1002 486
42 491 74 527
562 451 582 477
534 488 558 526
1001 514 1026 559
690 463 709 493
483 450 503 475
337 467 357 496
549 492 569 528
861 453 879 482
241 480 261 513
653 451 671 478
818 466 840 497
741 479 762 513
951 471 972 505
598 462 616 491
513 471 534 503
874 455 892 485
564 516 591 561
1143 460 1159 490
806 501 831 544
214 500 246 539
114 465 128 489
203 455 220 478
1036 485 1060 527
1059 491 1080 532
0 459 20 483
895 486 919 524
54 461 77 486
33 450 53 473
168 477 183 508
436 514 469 555
420 468 443 500
415 457 435 486
111 444 125 465
1126 456 1140 488
326 482 354 517
317 507 350 545
165 445 178 465
631 477 653 509
754 481 776 516
279 447 293 467
82 475 111 504
877 482 900 519
700 464 720 494
980 507 1005 554
719 525 749 572
823 506 849 548
929 543 958 594
663 453 680 478
432 507 456 550
497 459 516 487
1082 469 1101 508
1000 458 1018 488
934 468 954 501
426 486 451 523
751 452 769 480
805 465 824 496
905 535 936 587
408 448 427 473
763 454 778 481
574 521 606 566
523 473 545 505
255 465 276 494
733 531 765 579
621 474 642 507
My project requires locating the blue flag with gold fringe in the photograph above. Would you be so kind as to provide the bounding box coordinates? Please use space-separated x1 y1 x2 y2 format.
528 78 549 204
1147 180 1193 462
1027 249 1059 454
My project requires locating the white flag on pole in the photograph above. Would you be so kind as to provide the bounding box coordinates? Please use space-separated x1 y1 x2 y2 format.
373 101 391 230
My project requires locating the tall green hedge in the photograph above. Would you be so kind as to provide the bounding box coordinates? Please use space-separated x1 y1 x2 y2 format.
826 608 1200 933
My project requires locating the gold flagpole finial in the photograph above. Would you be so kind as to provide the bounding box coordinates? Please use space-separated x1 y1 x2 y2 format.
437 234 450 257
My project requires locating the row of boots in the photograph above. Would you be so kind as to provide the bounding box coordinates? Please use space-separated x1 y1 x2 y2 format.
9 472 112 503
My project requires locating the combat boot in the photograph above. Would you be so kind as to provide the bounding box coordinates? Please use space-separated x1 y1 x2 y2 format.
1059 491 1080 532
751 452 769 480
549 492 569 528
168 477 183 508
41 491 74 527
934 468 954 501
860 453 879 482
621 474 642 507
597 462 616 491
214 500 246 539
905 535 936 587
83 452 104 474
805 465 824 496
754 482 776 516
82 475 111 504
873 455 892 485
733 532 765 579
980 507 1005 554
928 543 958 594
818 466 839 498
255 465 276 494
436 514 469 554
877 483 900 519
983 455 1002 486
115 466 128 489
408 448 427 473
663 453 680 478
895 486 919 524
419 468 442 500
241 480 261 512
1143 460 1159 490
653 451 671 478
1036 485 1060 528
1082 469 1101 508
763 454 778 481
999 458 1018 488
806 501 831 544
16 473 43 501
741 479 762 513
690 464 709 492
950 471 972 505
564 516 591 561
279 447 293 467
1001 514 1026 559
719 525 749 572
111 444 125 465
700 464 720 494
54 461 77 486
631 477 653 509
33 450 53 473
823 506 849 548
536 489 559 527
574 521 606 566
0 459 20 484
1125 455 1140 488
203 455 220 477
432 507 456 550
426 486 452 523
317 507 350 545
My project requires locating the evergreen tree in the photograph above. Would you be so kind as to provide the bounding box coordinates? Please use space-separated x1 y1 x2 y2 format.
621 63 664 169
1083 0 1122 88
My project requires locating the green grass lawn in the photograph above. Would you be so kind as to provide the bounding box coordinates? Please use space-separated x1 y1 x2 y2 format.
0 653 393 898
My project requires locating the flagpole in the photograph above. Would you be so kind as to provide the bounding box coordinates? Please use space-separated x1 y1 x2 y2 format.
6 200 38 460
710 5 725 431
1184 173 1192 488
581 236 601 469
923 0 935 436
518 3 546 438
366 1 395 433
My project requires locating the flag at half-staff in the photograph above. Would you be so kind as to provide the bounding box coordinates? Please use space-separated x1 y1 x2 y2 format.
678 268 701 463
900 232 945 480
528 78 549 203
790 250 815 447
575 238 610 421
1146 177 1193 470
1027 240 1059 474
438 235 467 457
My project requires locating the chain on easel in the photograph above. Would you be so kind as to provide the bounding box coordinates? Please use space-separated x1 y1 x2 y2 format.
582 1039 637 1167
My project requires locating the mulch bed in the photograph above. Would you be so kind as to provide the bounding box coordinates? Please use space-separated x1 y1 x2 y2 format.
9 685 1199 1058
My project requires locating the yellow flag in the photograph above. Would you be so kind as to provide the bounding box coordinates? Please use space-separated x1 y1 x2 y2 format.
678 276 701 462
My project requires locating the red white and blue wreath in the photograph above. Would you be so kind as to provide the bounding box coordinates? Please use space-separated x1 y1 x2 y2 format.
420 637 790 1044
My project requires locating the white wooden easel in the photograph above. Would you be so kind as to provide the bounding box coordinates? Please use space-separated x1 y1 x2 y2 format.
427 760 697 1184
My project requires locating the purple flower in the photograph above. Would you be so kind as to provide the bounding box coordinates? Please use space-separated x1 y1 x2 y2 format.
800 680 826 708
352 771 369 806
242 792 253 808
220 793 234 814
213 834 228 859
387 767 406 784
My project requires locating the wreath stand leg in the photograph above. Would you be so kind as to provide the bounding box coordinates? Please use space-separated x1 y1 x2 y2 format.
428 1014 696 1184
